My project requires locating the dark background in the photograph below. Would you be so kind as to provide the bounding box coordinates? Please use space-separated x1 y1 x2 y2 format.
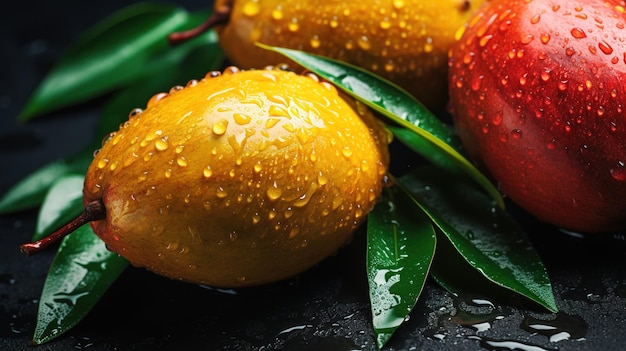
1 1 626 350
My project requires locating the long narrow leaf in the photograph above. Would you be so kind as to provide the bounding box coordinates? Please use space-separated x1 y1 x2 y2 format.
367 185 436 349
259 44 504 209
32 225 128 345
396 167 557 313
20 3 190 121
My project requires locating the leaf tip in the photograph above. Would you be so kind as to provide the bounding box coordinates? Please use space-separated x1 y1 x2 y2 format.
546 300 559 314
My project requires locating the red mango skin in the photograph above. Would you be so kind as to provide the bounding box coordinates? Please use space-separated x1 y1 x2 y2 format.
448 0 626 234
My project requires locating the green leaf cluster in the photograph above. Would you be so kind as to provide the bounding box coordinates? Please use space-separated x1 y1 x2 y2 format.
1 3 557 349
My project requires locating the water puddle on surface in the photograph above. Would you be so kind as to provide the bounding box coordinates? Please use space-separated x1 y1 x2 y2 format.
426 296 588 351
521 312 587 343
447 298 514 333
468 335 557 351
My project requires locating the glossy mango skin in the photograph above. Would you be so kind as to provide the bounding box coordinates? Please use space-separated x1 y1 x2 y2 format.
214 0 486 110
448 0 626 234
84 68 390 287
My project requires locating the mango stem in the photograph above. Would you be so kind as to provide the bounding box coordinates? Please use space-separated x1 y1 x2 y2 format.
168 4 232 45
20 200 106 256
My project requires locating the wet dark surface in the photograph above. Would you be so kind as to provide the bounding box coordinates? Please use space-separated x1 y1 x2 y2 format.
2 1 626 350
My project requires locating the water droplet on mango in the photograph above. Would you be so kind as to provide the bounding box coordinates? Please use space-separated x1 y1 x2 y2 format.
266 182 282 201
610 161 626 181
288 18 299 32
212 119 229 135
357 36 372 50
310 35 321 48
155 138 169 151
570 27 586 38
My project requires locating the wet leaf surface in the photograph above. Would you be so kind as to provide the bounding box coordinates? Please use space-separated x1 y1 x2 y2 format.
32 224 128 345
367 185 436 348
397 167 557 313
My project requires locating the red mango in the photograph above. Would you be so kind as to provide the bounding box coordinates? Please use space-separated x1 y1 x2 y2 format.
448 0 626 234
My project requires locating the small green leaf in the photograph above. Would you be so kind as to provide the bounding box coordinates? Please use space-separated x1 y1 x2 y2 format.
367 185 436 349
32 225 128 345
0 150 92 215
396 167 558 313
20 3 192 121
33 174 85 242
258 44 504 209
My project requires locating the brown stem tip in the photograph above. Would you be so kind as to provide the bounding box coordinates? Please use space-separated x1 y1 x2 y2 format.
20 200 106 256
168 5 232 45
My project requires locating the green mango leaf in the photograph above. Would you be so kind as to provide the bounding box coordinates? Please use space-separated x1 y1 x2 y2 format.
32 224 128 345
20 3 191 121
0 150 92 215
396 167 558 313
258 44 504 209
33 174 85 242
367 185 436 349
